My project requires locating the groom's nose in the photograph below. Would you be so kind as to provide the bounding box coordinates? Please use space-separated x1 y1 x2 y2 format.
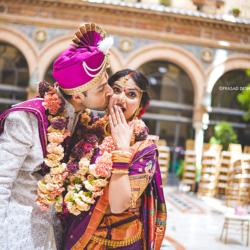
106 84 114 97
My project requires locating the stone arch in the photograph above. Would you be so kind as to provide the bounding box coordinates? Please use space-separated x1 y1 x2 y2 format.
125 43 205 107
38 32 73 81
39 33 124 81
205 54 250 93
0 24 39 77
109 46 124 74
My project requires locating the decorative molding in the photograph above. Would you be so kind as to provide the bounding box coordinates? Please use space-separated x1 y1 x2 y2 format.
0 0 250 53
2 1 250 35
119 38 132 53
34 29 48 42
201 48 214 63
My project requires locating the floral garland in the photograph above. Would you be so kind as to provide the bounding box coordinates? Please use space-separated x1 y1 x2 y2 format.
35 81 71 211
61 119 147 216
34 81 107 212
35 81 148 216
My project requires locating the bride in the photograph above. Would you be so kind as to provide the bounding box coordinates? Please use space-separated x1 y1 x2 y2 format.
62 69 167 250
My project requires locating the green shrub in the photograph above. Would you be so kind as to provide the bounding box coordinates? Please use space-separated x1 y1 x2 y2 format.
176 160 184 180
209 121 238 150
237 81 250 121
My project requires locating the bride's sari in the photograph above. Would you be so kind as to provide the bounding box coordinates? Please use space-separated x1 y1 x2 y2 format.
62 139 167 250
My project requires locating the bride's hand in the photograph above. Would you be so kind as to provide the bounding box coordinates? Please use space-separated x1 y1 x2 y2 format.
109 106 136 152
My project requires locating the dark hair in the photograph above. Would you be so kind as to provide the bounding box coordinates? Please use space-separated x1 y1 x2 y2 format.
108 69 150 108
59 87 88 99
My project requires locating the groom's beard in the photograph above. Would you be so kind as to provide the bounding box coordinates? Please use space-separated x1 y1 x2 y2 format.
81 97 109 111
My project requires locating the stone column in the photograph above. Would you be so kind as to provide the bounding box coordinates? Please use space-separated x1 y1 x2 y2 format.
193 121 205 168
193 107 209 167
27 68 39 100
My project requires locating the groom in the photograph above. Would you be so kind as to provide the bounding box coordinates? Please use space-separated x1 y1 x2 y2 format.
0 23 140 250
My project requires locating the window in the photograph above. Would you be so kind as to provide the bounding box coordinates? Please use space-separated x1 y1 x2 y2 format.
0 42 29 114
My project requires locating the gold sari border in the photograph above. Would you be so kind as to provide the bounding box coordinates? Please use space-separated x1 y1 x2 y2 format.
71 185 110 250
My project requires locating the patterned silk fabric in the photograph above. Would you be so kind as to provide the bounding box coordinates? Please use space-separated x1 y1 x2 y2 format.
64 139 167 250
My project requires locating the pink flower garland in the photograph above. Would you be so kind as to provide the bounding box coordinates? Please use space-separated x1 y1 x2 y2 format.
35 81 147 216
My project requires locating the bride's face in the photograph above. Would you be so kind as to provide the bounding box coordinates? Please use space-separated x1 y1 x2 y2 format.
109 77 141 121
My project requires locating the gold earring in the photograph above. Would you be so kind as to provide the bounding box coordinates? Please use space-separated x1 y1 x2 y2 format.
105 105 109 115
133 107 142 120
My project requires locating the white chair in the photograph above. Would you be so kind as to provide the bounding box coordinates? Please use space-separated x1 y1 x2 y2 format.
220 210 250 246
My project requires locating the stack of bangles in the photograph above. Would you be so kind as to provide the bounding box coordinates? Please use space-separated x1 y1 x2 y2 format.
111 151 132 174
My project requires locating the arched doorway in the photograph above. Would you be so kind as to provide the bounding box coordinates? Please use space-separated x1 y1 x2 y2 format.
0 42 29 114
138 60 195 180
204 69 250 148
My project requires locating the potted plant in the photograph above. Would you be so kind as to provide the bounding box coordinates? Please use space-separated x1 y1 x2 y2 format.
230 8 241 17
160 0 171 6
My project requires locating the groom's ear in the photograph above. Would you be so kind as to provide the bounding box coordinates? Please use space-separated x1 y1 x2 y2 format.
72 93 85 104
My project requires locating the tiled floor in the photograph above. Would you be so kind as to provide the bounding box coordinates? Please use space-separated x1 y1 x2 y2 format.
162 187 250 250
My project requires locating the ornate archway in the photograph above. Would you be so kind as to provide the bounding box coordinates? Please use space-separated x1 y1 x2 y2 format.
125 43 205 107
38 32 73 82
205 54 250 94
0 24 38 76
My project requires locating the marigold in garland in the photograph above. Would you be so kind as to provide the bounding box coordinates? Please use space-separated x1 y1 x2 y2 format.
47 132 65 144
42 92 62 115
100 136 116 155
92 190 104 198
47 143 64 155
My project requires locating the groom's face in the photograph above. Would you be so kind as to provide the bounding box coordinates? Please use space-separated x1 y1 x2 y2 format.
78 73 113 111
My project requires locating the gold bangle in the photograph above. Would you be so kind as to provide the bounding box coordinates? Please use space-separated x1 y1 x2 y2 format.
112 157 130 163
112 170 129 174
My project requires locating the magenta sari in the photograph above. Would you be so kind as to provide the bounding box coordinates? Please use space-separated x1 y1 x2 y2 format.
62 139 167 250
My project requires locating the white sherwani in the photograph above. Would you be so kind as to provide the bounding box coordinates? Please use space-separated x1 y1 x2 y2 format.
0 96 82 250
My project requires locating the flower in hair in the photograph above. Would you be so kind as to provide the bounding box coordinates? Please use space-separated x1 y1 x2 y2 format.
138 101 150 118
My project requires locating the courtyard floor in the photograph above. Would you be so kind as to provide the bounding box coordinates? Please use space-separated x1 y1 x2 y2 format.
161 186 250 250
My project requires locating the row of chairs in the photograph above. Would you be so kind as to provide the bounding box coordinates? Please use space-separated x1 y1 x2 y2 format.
198 143 222 197
197 143 250 246
154 139 170 185
155 138 250 246
221 151 250 246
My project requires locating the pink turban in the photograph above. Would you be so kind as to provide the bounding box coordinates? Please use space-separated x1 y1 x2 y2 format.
52 23 113 95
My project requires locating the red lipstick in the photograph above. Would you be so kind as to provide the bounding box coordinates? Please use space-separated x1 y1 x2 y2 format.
115 104 126 112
